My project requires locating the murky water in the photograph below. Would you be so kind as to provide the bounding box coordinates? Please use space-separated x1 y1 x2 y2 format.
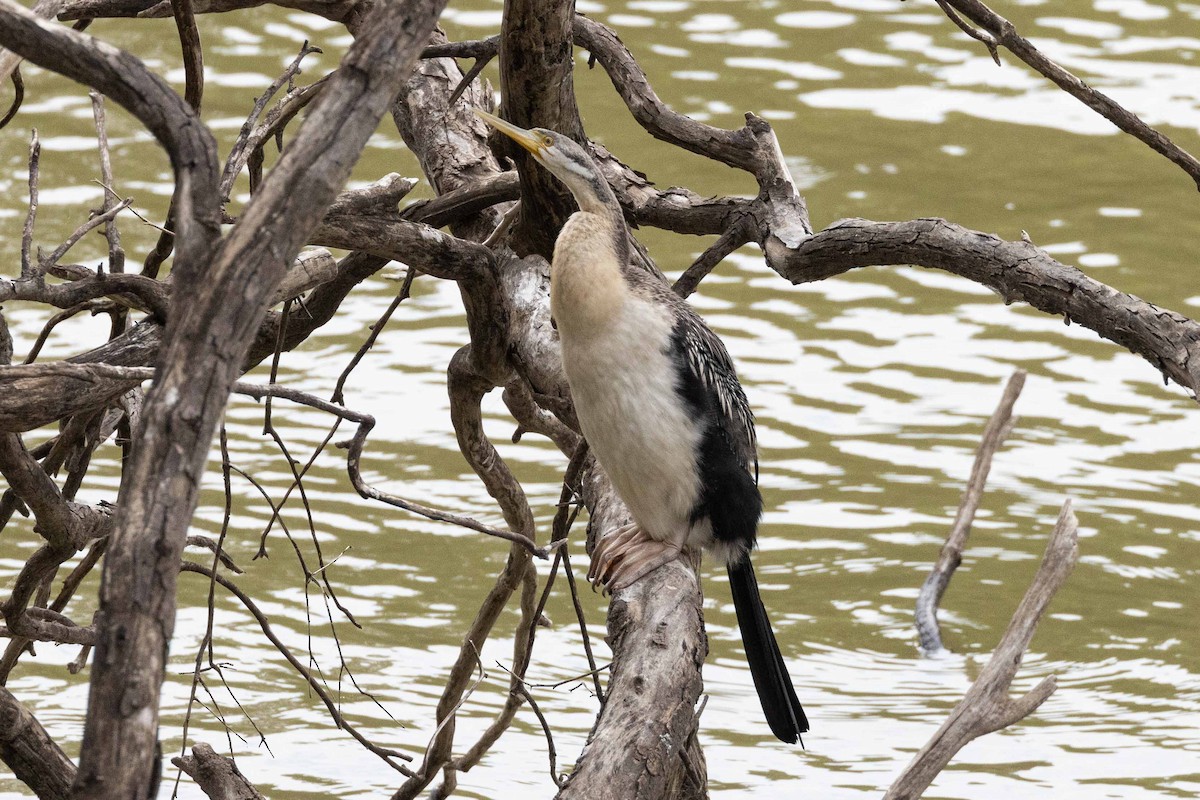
2 0 1199 797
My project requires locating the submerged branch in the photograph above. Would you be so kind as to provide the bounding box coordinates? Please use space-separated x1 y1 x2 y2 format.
887 501 1078 799
916 370 1025 654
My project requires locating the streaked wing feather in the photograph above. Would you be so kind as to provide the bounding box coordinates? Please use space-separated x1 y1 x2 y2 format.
678 314 759 479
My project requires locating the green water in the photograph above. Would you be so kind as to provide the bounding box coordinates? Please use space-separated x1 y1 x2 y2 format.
2 0 1199 797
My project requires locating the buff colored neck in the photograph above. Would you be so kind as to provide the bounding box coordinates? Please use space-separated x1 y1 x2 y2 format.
551 209 628 342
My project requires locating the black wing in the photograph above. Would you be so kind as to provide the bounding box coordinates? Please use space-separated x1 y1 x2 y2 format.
668 307 762 558
674 310 759 482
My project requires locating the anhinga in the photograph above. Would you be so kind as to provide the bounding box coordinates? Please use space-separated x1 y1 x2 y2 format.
477 109 809 744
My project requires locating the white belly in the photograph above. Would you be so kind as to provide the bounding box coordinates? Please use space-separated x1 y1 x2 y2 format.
560 296 702 543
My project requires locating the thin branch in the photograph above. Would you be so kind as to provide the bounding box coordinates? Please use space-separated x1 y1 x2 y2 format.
394 349 542 800
179 562 415 776
447 51 494 107
934 0 1000 65
777 218 1200 400
2 265 167 319
39 199 134 270
421 36 499 60
21 129 39 280
514 683 563 788
937 0 1200 190
222 380 554 558
1 606 96 645
0 64 23 130
169 0 202 111
400 172 518 230
220 42 324 203
176 426 237 798
917 370 1025 654
23 303 102 364
0 0 223 280
886 501 1079 799
89 92 125 277
672 218 753 298
330 269 415 405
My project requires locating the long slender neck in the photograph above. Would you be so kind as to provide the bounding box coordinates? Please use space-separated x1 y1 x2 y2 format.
551 207 628 341
556 154 630 270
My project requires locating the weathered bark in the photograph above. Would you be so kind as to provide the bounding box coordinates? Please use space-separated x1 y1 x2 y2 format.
499 0 584 256
556 465 707 800
497 253 708 797
0 1 452 796
0 685 76 800
172 744 263 800
777 218 1200 398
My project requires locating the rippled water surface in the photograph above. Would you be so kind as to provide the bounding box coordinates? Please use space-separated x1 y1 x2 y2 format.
2 0 1199 797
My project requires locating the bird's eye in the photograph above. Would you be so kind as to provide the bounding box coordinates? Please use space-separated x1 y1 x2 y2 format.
541 135 554 148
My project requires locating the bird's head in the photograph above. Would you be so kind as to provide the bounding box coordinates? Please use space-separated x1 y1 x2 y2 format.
474 109 613 215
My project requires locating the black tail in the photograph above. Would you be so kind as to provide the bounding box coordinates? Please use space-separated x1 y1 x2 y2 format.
727 557 808 744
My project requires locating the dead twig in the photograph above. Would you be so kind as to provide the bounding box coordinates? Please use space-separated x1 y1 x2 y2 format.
886 500 1079 799
220 41 323 202
916 370 1026 654
39 198 134 270
935 0 1200 190
0 65 23 130
21 129 39 280
89 92 125 278
179 562 415 776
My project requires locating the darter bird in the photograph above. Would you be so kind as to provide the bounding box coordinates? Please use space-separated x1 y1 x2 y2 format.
476 109 808 744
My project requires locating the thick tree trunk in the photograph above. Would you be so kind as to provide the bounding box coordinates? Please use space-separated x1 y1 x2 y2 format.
499 0 584 257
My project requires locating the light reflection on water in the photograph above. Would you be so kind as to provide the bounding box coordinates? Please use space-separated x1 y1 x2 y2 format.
2 0 1200 797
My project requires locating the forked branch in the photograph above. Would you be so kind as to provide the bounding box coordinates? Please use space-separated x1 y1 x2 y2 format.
917 370 1026 653
887 501 1079 799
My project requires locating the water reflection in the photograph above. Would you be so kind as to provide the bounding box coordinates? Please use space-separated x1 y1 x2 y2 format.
2 0 1199 797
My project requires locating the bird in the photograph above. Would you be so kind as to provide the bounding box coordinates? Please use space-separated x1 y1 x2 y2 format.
475 108 808 744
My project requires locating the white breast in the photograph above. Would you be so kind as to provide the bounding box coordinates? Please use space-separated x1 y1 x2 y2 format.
559 296 702 543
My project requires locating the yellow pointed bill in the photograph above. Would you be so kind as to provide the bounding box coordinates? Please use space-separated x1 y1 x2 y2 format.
474 109 545 157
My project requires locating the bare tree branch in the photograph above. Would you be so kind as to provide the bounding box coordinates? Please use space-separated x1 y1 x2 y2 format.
62 2 448 795
179 562 415 775
220 41 324 203
170 0 203 112
936 0 1200 190
0 0 223 281
887 501 1079 799
917 370 1025 653
0 247 378 433
776 218 1200 399
172 743 264 800
0 685 76 800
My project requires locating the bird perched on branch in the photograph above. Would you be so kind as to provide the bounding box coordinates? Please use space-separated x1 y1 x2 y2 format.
476 109 808 744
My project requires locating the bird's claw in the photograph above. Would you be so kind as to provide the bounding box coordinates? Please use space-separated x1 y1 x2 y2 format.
588 523 640 593
588 523 682 594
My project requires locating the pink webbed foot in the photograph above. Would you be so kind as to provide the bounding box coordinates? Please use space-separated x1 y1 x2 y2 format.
588 523 683 594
